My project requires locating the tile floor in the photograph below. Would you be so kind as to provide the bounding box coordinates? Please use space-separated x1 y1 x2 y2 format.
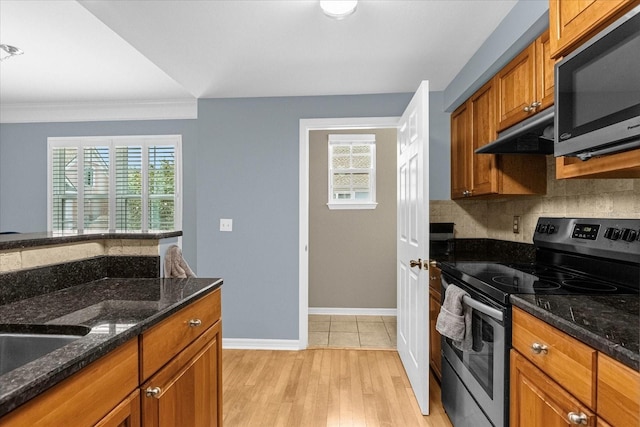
308 314 397 349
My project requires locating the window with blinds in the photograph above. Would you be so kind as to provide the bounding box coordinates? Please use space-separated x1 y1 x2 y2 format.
327 134 377 210
48 136 181 232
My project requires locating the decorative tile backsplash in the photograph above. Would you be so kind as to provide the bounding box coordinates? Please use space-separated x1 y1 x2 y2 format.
431 157 640 244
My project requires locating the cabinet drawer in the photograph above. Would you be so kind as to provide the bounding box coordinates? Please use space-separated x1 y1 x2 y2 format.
140 288 221 381
597 353 640 427
0 338 138 427
512 308 596 409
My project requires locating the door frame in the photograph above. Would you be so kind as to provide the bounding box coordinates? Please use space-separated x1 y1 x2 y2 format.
298 116 400 349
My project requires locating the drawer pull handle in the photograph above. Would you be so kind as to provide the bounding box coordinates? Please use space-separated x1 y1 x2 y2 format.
567 412 588 425
188 318 202 327
145 387 162 398
531 342 548 354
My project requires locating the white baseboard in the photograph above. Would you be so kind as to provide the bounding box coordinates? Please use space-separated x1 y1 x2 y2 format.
222 338 302 351
308 307 397 316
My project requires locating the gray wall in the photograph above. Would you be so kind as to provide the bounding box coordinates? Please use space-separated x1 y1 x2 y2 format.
309 128 397 309
195 94 413 340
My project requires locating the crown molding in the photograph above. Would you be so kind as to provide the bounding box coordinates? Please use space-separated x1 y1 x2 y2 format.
0 98 198 123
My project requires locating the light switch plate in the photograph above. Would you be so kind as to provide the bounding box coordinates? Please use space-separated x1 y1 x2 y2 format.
513 215 520 234
220 218 233 232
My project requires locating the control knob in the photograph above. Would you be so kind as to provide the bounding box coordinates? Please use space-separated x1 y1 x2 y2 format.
621 228 638 242
604 227 621 240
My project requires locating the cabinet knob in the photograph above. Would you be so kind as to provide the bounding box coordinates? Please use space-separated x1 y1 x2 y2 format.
567 412 588 425
145 386 162 398
531 342 548 354
524 101 542 112
188 318 202 327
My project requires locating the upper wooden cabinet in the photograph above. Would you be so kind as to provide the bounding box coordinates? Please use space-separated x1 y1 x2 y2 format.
496 30 554 132
556 149 640 178
451 79 547 200
549 0 638 59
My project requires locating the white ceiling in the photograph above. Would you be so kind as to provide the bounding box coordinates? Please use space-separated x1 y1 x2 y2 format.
0 0 518 107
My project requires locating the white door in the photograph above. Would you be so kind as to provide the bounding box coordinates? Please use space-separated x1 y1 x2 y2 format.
397 81 430 415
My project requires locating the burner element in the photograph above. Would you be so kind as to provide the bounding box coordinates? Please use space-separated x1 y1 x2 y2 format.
560 279 618 292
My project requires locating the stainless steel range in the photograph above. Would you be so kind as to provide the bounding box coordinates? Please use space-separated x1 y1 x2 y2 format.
438 217 640 427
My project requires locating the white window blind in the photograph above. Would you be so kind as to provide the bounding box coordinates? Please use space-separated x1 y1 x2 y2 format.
327 134 377 210
48 136 181 232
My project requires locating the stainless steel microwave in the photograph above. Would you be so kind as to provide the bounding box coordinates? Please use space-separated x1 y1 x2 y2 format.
555 4 640 160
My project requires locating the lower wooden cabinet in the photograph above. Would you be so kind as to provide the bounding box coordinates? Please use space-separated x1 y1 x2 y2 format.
428 262 442 380
511 307 640 427
0 338 139 427
510 350 596 427
0 288 223 427
597 353 640 427
141 322 221 427
95 390 141 427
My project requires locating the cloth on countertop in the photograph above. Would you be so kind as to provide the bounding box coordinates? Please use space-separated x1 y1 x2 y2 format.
436 283 473 351
164 244 196 279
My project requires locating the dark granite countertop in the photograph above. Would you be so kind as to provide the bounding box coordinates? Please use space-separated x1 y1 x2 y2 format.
0 230 182 251
0 276 222 417
511 294 639 370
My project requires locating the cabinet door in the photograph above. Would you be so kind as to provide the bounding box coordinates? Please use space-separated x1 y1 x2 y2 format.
469 80 497 196
142 323 222 427
536 30 555 111
450 102 471 199
496 44 536 131
549 0 632 58
556 149 640 179
597 352 640 427
510 350 596 427
428 291 442 380
95 390 141 427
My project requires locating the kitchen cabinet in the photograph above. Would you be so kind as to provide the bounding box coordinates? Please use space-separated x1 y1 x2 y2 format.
450 79 547 200
428 260 442 380
510 350 596 427
450 79 498 199
549 0 638 59
0 338 139 427
511 306 640 427
512 308 596 408
597 352 640 427
451 102 471 199
495 30 554 132
555 149 640 179
140 288 223 427
0 288 223 427
141 323 221 427
95 390 141 427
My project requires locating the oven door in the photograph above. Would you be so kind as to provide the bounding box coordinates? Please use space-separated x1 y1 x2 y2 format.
440 273 508 427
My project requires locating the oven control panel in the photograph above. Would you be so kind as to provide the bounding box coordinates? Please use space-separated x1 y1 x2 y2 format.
534 217 640 264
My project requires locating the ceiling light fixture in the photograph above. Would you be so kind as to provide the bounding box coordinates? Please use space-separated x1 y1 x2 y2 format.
320 0 358 20
0 44 24 62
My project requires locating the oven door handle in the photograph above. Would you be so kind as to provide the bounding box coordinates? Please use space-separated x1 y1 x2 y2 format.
461 295 503 322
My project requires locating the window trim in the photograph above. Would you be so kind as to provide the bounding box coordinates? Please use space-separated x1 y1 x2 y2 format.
327 133 377 210
47 135 182 232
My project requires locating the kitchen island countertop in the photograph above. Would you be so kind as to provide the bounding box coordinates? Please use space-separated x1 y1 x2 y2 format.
0 276 222 417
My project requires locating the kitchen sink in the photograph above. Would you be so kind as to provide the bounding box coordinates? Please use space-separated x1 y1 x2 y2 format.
0 326 90 376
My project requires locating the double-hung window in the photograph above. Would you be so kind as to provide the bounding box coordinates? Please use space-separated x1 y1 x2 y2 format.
48 135 182 232
327 134 377 210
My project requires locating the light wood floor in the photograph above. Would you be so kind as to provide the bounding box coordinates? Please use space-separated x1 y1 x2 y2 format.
223 348 453 427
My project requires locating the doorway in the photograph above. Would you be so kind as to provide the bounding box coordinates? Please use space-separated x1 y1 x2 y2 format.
298 117 400 349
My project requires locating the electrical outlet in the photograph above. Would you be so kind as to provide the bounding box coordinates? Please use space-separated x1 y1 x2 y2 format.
220 218 233 232
513 215 520 234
